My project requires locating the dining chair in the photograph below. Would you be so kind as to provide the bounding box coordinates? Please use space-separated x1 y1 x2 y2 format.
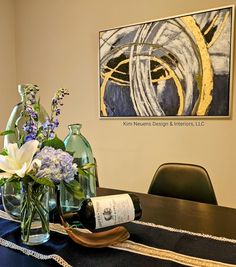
148 163 218 205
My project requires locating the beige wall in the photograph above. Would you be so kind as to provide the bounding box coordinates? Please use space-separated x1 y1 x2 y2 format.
1 0 236 207
0 0 17 133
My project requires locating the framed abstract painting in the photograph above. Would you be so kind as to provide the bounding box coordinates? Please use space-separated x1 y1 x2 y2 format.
99 5 234 118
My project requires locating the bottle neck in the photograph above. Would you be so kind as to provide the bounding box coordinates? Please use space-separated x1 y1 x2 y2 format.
18 84 27 103
18 84 39 103
68 124 82 135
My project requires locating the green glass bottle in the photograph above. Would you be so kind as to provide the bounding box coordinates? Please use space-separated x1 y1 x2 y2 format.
2 84 48 219
61 124 96 213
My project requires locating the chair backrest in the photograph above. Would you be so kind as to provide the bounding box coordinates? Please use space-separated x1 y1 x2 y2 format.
148 163 217 205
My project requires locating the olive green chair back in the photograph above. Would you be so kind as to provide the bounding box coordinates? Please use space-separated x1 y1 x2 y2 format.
148 163 217 205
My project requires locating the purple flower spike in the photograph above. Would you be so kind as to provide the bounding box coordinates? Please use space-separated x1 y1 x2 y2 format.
42 88 69 139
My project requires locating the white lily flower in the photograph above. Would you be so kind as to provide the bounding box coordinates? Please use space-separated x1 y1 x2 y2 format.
0 140 41 178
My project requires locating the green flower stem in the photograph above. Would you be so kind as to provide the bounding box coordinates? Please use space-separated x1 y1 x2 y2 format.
21 197 35 242
35 197 48 214
34 199 49 233
21 186 37 242
21 182 49 243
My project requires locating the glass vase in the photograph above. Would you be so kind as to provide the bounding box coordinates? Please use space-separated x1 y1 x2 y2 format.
2 84 48 219
61 123 96 212
21 181 50 246
1 181 21 219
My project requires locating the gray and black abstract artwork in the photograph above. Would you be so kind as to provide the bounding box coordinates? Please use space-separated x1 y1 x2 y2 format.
99 6 234 118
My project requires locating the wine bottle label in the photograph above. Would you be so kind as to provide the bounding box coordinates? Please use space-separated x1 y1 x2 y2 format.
91 194 135 229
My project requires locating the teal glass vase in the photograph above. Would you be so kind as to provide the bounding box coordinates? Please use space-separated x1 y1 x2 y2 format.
2 84 48 219
61 124 96 212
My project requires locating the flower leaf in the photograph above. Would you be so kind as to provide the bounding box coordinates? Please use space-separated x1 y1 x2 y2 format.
28 174 55 188
78 168 87 176
0 179 6 187
42 135 66 150
8 175 20 183
80 163 95 170
0 149 8 156
63 180 85 200
77 163 95 178
17 134 25 147
0 130 15 136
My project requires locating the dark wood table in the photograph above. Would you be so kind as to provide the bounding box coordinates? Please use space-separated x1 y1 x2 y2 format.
98 187 236 239
1 187 236 267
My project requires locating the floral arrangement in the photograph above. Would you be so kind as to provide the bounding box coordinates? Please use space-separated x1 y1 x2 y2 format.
0 84 91 245
0 85 82 186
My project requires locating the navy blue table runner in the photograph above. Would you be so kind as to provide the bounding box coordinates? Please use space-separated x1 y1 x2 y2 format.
1 208 236 267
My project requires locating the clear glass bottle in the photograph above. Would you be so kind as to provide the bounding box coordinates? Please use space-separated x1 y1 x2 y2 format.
4 84 26 146
61 124 96 212
2 84 48 219
4 84 47 147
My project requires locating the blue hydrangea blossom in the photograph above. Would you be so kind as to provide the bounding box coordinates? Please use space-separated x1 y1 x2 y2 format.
34 146 77 184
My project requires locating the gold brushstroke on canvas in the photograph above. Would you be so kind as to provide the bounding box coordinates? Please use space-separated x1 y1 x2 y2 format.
152 66 171 82
100 72 111 116
203 14 219 35
191 74 202 115
207 11 229 48
100 71 109 116
101 63 129 86
100 58 130 116
101 72 129 86
102 57 172 84
181 16 213 116
102 65 127 76
101 55 184 116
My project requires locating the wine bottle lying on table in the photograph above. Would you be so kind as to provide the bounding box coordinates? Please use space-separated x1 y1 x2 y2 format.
50 193 142 230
